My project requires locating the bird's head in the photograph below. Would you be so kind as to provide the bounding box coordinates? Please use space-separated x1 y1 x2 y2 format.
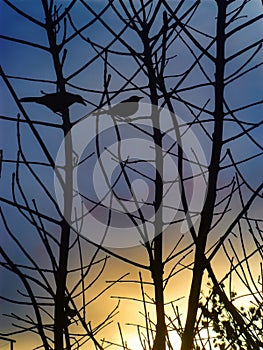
74 94 86 105
129 95 143 102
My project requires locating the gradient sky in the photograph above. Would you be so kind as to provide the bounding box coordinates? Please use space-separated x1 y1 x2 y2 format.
0 1 262 349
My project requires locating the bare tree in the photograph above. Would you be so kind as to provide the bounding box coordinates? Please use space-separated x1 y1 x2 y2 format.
0 1 118 349
0 1 262 350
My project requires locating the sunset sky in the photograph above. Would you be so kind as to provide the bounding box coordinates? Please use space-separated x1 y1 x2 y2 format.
0 1 262 349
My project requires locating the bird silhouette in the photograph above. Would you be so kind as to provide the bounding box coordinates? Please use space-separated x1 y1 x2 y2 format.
96 95 143 119
20 91 86 113
65 306 78 318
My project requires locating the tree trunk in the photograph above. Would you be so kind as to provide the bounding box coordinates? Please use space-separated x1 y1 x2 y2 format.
181 1 227 349
41 1 73 348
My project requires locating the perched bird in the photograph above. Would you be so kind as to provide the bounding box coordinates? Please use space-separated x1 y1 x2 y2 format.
63 306 78 326
20 91 86 113
65 306 78 318
97 95 143 119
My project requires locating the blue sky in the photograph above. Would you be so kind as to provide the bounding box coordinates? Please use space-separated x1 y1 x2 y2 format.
0 1 262 349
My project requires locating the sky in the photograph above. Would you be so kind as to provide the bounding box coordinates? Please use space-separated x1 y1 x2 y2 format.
0 1 262 349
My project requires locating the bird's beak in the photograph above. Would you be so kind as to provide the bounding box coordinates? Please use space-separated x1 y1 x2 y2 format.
81 99 86 105
139 97 143 100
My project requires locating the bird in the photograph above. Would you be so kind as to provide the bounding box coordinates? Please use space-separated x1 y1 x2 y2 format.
65 306 78 318
20 91 86 113
96 95 143 119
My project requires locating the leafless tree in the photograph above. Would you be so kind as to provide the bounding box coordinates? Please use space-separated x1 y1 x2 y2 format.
0 1 262 350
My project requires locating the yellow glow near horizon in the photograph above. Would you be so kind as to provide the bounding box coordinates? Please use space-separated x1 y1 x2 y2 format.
122 331 181 350
125 334 144 350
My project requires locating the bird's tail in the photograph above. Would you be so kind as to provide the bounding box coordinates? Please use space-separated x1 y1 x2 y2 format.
20 97 37 102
